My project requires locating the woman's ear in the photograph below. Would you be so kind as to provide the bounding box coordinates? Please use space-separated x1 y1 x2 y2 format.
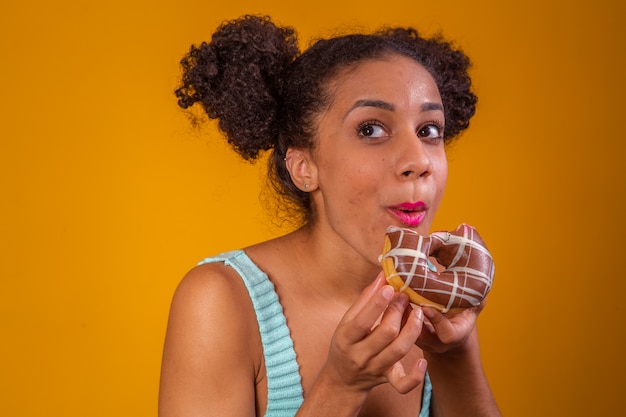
285 148 318 192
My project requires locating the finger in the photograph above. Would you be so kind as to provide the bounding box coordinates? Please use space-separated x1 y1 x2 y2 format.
388 306 425 358
423 307 476 345
368 306 425 371
422 318 435 334
341 273 386 323
340 280 396 345
387 358 428 394
364 292 411 354
422 307 458 344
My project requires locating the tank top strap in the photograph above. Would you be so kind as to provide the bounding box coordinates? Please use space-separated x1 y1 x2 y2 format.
198 250 304 416
198 250 432 416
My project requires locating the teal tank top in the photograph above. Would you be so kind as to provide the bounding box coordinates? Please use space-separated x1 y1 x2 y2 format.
199 250 432 417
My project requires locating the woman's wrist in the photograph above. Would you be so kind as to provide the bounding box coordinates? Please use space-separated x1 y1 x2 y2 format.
421 330 500 417
295 366 368 417
423 327 482 367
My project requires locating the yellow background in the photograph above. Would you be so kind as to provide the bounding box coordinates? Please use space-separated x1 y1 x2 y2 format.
2 0 624 416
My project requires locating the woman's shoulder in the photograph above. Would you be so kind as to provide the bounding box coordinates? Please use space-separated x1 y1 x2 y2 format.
163 256 264 380
171 258 257 326
159 259 265 416
165 257 265 362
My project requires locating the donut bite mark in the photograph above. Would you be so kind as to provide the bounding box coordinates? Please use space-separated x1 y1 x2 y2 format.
380 224 495 313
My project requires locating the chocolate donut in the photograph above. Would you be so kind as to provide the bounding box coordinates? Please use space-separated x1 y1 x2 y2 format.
380 224 495 313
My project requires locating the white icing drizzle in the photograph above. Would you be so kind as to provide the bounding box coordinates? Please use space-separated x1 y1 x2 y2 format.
382 225 495 312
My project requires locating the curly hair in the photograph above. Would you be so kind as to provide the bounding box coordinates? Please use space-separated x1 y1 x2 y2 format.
175 15 477 225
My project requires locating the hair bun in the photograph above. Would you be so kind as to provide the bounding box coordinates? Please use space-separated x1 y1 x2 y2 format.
175 15 300 160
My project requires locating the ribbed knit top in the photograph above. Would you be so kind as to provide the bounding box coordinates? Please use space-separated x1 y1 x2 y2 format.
198 250 431 417
199 250 303 415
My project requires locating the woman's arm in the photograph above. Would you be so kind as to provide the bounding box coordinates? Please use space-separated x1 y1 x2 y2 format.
159 270 430 417
295 274 428 417
158 264 260 417
418 307 501 417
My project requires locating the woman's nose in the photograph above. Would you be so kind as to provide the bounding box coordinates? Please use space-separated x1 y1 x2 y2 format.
395 135 432 180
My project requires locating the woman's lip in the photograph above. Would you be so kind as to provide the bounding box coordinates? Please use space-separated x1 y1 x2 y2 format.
392 201 427 211
387 202 428 227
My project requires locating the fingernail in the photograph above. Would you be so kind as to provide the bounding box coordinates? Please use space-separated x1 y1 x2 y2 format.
423 307 437 319
382 285 394 300
393 362 406 378
418 359 428 372
394 292 408 307
414 307 424 321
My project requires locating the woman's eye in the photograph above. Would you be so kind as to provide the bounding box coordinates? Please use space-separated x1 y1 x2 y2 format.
418 124 444 140
358 123 387 138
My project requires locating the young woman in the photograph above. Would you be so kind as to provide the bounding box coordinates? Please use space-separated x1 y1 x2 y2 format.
159 15 500 417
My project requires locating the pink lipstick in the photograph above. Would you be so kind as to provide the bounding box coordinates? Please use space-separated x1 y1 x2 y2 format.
388 201 427 227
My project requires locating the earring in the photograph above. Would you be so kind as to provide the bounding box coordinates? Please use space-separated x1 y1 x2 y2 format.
304 184 309 189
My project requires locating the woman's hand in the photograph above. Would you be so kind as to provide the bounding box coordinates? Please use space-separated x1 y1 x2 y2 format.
415 301 502 417
416 301 485 354
320 273 428 395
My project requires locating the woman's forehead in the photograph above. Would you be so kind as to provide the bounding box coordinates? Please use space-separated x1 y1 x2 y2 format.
323 56 441 111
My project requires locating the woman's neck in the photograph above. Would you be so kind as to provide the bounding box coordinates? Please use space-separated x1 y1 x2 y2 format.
278 223 382 304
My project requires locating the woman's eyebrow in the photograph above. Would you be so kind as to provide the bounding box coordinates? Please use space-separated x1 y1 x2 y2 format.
352 99 395 111
344 99 394 120
421 101 444 112
344 99 443 120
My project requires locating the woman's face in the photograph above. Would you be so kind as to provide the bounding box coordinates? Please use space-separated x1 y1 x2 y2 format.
308 54 448 266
